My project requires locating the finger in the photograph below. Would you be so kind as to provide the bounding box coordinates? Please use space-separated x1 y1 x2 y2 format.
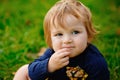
55 48 70 54
61 56 69 63
61 59 69 66
58 52 70 59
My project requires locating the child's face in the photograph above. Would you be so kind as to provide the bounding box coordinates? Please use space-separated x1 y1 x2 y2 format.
50 15 88 58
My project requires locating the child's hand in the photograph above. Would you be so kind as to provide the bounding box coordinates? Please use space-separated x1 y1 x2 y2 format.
48 48 70 72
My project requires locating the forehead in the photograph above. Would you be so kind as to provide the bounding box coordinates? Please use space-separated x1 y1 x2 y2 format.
51 15 85 32
51 14 83 29
65 14 80 27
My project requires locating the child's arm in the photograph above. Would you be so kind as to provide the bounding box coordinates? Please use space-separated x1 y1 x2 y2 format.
28 48 53 80
28 48 70 80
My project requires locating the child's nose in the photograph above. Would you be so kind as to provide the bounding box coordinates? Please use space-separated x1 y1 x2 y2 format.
63 35 72 44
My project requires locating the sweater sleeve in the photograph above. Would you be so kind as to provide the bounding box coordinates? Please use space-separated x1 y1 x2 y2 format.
28 48 53 80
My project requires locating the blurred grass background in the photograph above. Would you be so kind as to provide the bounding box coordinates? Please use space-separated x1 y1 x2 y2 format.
0 0 120 80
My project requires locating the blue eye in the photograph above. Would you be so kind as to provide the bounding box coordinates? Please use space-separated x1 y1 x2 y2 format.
72 31 79 34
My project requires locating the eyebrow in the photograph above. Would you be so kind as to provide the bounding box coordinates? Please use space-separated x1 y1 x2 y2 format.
69 26 83 30
51 30 61 34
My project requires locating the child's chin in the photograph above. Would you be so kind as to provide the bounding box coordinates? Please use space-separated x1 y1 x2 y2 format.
69 54 76 58
70 53 81 58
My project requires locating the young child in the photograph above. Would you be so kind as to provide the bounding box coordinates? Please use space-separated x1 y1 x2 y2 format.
13 0 110 80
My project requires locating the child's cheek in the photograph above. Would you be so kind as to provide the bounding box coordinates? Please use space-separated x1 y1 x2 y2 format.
51 37 62 51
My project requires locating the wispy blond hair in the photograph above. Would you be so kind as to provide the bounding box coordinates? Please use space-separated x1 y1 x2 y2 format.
44 0 97 48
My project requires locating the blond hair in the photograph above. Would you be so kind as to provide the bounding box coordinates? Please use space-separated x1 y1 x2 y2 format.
44 0 97 48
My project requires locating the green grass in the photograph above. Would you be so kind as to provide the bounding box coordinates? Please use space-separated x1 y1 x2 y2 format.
0 0 120 80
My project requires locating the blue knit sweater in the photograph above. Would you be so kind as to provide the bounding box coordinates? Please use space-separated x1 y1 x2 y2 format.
28 44 110 80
